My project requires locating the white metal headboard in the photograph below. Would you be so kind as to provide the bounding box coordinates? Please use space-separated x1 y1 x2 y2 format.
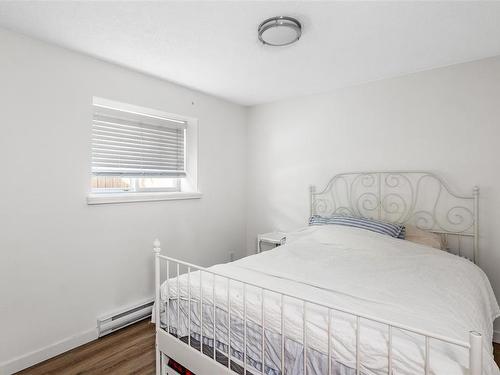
310 171 479 263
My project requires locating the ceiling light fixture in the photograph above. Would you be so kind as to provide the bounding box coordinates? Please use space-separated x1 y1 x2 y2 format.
258 16 302 47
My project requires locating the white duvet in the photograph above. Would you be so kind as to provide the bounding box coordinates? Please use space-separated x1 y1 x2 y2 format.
161 225 500 374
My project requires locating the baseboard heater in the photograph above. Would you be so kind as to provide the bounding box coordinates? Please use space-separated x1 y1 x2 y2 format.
97 298 154 337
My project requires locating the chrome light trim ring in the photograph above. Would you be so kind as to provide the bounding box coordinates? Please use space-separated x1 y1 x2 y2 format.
258 16 302 46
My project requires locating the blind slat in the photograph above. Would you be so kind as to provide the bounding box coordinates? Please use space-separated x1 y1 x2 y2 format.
91 104 186 177
92 158 183 167
92 142 183 158
92 152 184 163
92 148 182 159
92 133 183 150
91 144 183 158
92 169 185 177
93 162 181 169
94 106 187 130
92 128 182 146
92 158 183 166
93 120 183 139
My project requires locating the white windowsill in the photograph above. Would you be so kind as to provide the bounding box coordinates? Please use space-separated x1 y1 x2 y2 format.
87 191 202 205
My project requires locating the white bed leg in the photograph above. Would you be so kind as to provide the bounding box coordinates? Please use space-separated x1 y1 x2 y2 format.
154 239 162 375
469 331 482 375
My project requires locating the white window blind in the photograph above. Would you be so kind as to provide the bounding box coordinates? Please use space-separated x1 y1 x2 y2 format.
92 103 186 177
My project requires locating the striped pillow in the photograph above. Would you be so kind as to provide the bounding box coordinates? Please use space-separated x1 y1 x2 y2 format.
309 214 406 239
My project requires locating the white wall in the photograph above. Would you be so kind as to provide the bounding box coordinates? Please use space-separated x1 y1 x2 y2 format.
247 56 500 332
0 28 247 371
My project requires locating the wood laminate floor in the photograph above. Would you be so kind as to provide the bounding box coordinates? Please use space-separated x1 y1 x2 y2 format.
496 342 500 369
16 319 155 375
14 321 500 374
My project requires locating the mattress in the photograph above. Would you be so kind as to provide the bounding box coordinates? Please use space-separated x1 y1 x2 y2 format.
159 225 500 375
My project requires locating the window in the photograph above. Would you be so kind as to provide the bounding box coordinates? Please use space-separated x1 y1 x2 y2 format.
88 98 200 204
90 176 180 193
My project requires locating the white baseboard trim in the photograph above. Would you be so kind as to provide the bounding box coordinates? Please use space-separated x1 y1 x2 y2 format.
494 330 500 344
0 328 97 375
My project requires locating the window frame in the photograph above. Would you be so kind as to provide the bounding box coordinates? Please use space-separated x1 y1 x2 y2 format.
87 97 200 205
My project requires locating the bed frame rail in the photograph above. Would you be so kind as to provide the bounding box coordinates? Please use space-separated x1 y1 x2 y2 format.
153 240 483 375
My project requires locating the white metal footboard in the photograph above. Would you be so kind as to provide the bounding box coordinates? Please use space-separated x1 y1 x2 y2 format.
153 240 483 375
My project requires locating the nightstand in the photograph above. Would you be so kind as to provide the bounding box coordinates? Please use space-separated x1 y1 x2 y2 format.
257 232 286 253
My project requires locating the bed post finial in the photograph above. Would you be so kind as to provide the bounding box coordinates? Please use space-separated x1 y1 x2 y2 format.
153 238 161 254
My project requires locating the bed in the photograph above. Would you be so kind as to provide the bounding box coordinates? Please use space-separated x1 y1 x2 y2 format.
152 171 500 375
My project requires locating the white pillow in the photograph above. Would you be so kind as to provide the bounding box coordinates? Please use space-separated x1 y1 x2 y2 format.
405 225 446 250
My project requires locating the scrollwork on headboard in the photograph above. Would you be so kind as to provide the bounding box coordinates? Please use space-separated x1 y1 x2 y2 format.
310 172 479 263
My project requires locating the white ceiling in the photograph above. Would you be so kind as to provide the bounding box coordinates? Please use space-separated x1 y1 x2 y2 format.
1 1 500 106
